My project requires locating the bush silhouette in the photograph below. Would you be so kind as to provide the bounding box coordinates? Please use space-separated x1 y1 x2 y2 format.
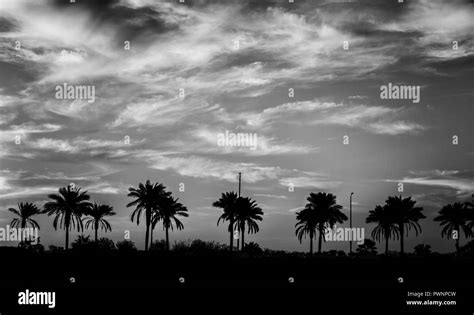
116 240 137 253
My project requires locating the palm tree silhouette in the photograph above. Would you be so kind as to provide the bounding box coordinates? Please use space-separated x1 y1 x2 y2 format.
384 195 425 255
84 203 116 243
295 192 347 254
159 195 188 251
234 197 263 251
150 210 161 245
44 185 92 250
366 205 399 255
9 202 41 230
127 180 169 251
213 191 239 252
295 207 317 255
9 202 41 243
434 202 471 253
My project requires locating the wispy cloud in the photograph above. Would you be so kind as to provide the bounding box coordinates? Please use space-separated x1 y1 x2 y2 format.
387 170 474 197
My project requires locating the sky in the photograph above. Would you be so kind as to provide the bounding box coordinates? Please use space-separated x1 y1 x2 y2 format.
0 0 473 253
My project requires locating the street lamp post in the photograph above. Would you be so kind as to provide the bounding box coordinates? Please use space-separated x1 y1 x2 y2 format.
350 192 354 254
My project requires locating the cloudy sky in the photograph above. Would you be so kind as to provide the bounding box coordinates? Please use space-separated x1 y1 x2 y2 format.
0 0 473 253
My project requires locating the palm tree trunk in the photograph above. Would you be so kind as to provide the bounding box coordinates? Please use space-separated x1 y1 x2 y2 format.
165 227 170 251
65 226 69 250
64 214 71 250
385 235 389 255
21 220 27 243
318 225 323 254
400 224 404 255
236 223 240 250
229 218 234 252
241 223 245 251
310 231 313 255
145 208 151 251
95 222 99 243
455 234 460 253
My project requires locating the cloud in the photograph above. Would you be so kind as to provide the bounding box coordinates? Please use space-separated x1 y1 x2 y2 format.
0 170 58 199
312 105 425 135
211 100 424 135
367 121 425 135
0 186 58 199
140 152 283 183
388 170 474 197
408 170 460 177
398 178 474 195
253 194 288 199
279 171 342 190
6 136 144 160
0 167 127 201
192 128 317 156
244 100 343 127
84 182 129 195
0 123 62 144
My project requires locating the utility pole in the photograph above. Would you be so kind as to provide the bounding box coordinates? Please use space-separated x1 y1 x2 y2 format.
350 192 354 254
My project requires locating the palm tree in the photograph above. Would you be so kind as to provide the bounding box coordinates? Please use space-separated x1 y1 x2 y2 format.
44 185 92 250
295 192 347 254
213 191 239 252
127 180 169 251
295 207 317 255
384 195 425 255
83 203 116 243
159 195 188 251
8 202 41 230
366 205 399 255
9 202 41 244
434 202 471 253
234 197 263 251
150 210 161 245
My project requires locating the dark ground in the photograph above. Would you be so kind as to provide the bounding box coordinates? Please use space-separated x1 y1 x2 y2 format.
0 248 472 314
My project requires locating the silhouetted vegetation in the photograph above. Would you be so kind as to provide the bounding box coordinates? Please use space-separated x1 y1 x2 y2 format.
413 244 432 256
1 182 473 258
84 203 115 243
366 205 399 254
116 239 138 253
356 239 377 256
8 202 41 230
44 185 92 250
295 192 347 254
434 202 471 253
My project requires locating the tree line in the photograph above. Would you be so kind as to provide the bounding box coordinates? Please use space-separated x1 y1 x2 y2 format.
6 180 474 254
